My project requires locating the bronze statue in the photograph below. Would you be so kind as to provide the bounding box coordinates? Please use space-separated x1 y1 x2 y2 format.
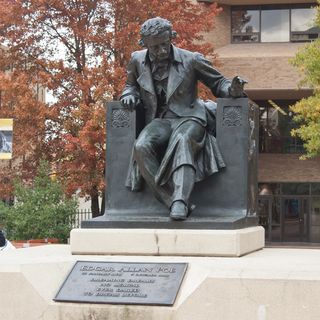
120 17 246 221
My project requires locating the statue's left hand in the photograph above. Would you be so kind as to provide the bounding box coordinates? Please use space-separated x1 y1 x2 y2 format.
120 94 140 111
229 76 247 98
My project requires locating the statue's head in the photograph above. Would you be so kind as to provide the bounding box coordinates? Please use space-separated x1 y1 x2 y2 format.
139 17 177 61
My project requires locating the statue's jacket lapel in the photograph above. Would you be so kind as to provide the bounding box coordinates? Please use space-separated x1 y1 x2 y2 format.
136 60 157 123
165 46 206 122
166 60 184 103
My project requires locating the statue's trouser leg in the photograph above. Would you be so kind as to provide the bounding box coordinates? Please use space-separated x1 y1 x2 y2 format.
172 165 196 206
133 119 172 208
165 119 205 208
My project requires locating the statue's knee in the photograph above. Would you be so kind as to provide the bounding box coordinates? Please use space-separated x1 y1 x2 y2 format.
186 125 205 142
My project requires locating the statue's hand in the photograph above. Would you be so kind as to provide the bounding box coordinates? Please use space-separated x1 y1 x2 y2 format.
120 95 140 111
229 76 247 98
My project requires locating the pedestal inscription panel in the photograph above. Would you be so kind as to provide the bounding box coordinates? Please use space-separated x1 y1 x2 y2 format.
54 261 187 306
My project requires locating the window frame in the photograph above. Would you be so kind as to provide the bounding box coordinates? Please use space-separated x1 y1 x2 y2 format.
231 8 261 43
231 3 319 44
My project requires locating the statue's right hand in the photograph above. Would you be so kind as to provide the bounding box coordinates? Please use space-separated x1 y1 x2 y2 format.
120 95 140 111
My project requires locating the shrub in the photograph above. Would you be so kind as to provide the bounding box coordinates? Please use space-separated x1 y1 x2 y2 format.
2 161 77 243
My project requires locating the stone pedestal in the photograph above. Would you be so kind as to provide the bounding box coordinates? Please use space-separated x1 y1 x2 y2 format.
1 245 320 320
70 226 265 257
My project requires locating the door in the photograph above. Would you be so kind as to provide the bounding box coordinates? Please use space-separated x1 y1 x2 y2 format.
282 197 309 242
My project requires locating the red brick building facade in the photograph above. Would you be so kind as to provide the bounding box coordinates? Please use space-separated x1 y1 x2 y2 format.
200 0 320 243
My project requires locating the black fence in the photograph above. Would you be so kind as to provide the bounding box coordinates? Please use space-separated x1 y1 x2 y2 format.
73 209 92 228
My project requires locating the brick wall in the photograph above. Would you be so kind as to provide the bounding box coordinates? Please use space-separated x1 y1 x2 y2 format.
204 5 231 50
259 153 320 183
215 43 306 91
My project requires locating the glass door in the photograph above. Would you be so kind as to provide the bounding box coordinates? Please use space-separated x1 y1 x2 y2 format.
310 197 320 242
282 197 309 242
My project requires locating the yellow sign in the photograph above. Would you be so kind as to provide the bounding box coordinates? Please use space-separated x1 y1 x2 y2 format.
0 119 13 160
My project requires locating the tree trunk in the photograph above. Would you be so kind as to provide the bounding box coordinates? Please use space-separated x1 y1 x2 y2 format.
100 191 105 216
91 190 100 218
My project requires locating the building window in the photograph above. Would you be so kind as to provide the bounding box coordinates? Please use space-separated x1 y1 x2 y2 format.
232 5 319 43
291 8 320 41
312 183 320 195
231 10 260 43
261 9 290 42
258 100 305 154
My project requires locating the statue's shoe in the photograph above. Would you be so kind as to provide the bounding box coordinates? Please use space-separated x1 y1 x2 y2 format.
170 201 188 221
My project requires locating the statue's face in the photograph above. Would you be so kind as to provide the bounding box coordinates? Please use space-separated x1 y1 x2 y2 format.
143 31 171 61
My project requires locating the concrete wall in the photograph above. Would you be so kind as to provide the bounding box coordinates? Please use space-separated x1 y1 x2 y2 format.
2 245 320 320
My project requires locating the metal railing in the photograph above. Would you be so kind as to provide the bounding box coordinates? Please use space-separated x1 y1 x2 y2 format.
73 209 92 228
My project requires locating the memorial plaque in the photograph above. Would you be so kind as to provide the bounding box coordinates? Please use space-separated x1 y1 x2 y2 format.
54 261 188 306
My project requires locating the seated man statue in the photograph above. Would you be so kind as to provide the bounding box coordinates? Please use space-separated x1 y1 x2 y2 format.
120 17 246 220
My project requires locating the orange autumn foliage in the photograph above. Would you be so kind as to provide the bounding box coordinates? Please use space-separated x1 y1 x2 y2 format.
0 0 221 216
0 48 48 199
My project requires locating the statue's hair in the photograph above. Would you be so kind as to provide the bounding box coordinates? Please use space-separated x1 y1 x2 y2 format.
139 17 177 46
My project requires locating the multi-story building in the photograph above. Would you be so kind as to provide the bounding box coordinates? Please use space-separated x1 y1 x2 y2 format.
199 0 320 244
